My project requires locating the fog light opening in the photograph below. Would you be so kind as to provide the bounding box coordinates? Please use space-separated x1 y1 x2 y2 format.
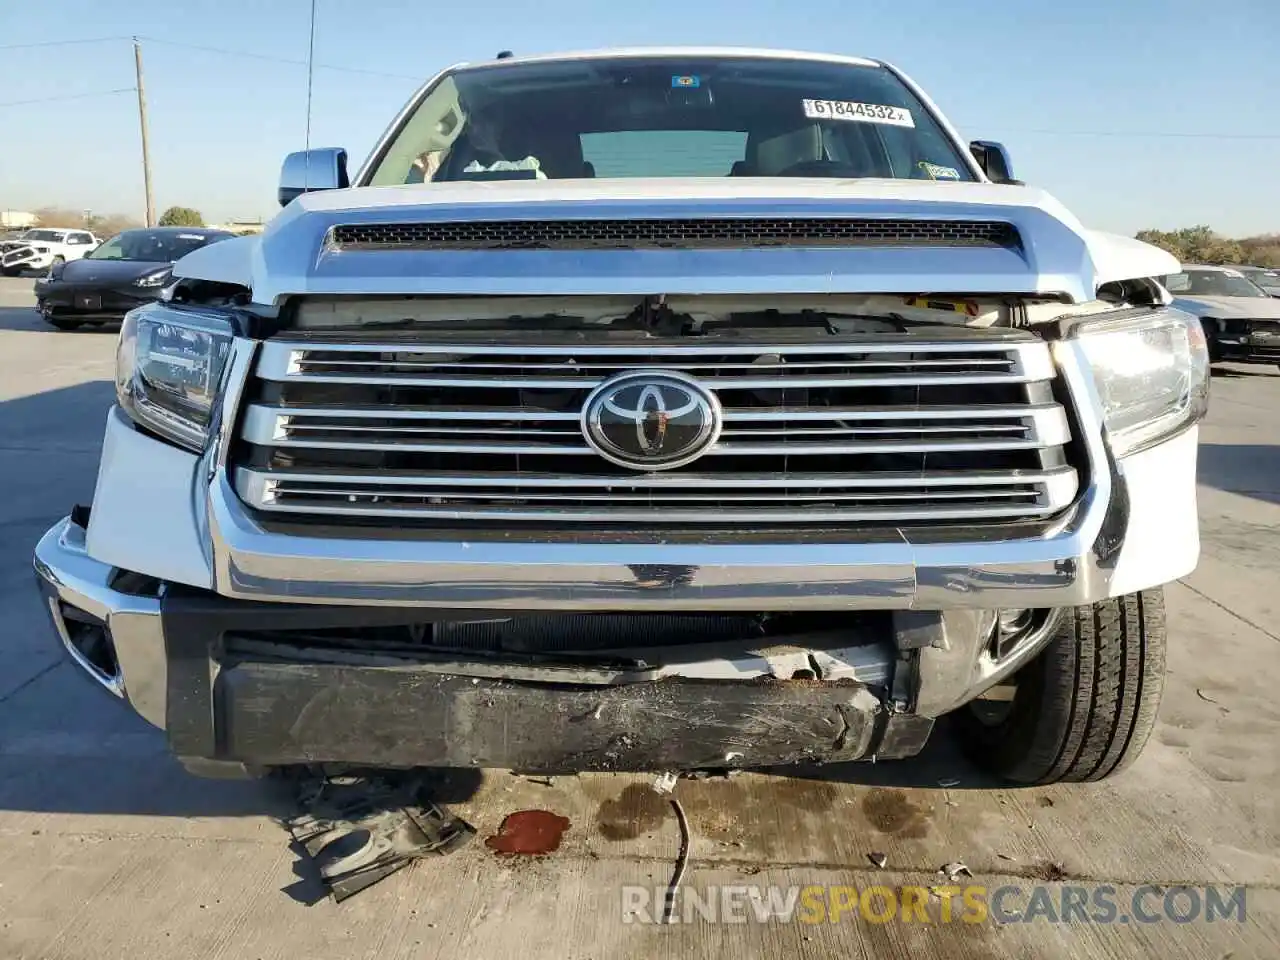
60 604 120 682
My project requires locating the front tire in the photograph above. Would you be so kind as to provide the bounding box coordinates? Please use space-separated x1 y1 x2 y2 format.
955 590 1166 784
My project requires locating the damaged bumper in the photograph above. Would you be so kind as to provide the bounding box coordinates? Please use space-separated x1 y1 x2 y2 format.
37 517 975 771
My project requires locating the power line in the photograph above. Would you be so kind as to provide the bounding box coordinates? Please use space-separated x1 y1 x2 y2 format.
135 35 421 80
0 87 136 109
0 36 129 51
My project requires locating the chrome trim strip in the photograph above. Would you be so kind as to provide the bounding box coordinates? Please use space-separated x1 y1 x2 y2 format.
257 336 1049 360
235 465 1075 489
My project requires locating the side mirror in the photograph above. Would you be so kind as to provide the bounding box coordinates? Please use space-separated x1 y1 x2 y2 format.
968 140 1022 185
278 148 350 207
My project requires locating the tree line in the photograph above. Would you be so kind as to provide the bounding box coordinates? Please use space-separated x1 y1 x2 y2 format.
1135 226 1280 268
26 205 205 234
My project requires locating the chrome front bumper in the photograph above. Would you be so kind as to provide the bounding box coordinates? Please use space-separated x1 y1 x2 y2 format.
32 514 1062 767
33 519 167 729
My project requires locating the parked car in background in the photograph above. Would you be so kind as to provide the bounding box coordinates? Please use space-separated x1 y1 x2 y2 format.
1163 263 1280 368
1237 265 1280 297
33 226 235 330
0 228 99 276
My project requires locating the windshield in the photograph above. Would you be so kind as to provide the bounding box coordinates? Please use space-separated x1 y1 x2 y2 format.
1164 269 1270 299
87 229 227 262
25 230 65 242
367 56 976 185
1240 267 1279 286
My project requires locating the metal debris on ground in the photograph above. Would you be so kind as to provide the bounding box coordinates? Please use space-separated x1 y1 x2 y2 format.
661 798 692 924
1196 688 1219 704
939 860 973 881
937 777 962 788
652 771 679 795
867 852 888 868
283 771 475 902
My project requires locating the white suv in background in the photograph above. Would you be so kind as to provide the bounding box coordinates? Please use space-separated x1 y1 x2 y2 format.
0 228 99 276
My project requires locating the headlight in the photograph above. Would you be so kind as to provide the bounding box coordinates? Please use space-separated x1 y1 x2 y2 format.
1073 309 1210 457
116 304 234 452
134 269 172 288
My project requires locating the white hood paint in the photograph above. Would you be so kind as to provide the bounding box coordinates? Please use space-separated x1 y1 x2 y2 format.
173 178 1177 302
1172 294 1280 320
1082 231 1179 288
171 234 260 289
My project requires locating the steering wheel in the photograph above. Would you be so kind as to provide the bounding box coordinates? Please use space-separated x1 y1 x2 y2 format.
773 159 866 178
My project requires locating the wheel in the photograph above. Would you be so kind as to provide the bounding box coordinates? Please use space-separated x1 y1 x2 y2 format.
44 315 84 331
954 589 1166 784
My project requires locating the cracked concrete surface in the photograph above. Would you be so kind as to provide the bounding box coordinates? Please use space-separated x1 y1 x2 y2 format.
0 279 1278 959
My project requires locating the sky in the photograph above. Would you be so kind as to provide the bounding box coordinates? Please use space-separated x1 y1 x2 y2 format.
1 0 1277 236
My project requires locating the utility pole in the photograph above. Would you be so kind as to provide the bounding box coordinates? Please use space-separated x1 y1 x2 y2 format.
133 38 155 227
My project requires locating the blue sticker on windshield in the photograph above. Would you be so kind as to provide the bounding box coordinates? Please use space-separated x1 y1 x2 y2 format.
672 75 700 88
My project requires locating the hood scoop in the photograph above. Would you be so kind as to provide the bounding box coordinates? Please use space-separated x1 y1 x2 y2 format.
329 217 1021 252
237 183 1136 305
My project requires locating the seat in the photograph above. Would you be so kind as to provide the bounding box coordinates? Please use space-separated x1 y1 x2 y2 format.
746 124 826 175
500 125 591 179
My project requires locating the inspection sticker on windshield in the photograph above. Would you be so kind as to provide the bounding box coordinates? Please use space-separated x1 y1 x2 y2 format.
802 99 915 127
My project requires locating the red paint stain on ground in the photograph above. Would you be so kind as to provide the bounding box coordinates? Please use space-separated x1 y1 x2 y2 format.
485 810 571 855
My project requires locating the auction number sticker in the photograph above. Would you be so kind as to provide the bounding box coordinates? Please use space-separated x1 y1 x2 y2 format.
802 99 915 128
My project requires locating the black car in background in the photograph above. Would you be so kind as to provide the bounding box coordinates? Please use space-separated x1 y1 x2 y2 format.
34 226 235 330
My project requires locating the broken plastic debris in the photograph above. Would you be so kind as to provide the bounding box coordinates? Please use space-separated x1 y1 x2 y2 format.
724 751 744 762
283 771 475 902
652 771 679 795
867 852 888 869
937 777 962 788
939 861 973 881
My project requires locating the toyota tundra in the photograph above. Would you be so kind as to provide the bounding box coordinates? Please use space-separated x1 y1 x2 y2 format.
34 48 1208 784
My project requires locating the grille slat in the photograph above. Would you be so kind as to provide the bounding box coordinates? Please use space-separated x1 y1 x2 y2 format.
330 218 1020 251
235 334 1077 527
237 467 1064 524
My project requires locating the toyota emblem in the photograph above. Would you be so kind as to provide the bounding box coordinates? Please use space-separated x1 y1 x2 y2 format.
581 371 722 471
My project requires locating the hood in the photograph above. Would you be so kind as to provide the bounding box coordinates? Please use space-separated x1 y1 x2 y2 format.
1172 294 1280 320
173 177 1172 305
58 258 170 283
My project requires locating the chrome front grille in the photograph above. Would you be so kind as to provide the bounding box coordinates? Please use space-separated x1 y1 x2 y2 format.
233 333 1078 527
329 218 1020 251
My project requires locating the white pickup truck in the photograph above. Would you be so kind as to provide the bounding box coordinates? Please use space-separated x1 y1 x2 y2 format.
0 227 99 276
34 47 1209 785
